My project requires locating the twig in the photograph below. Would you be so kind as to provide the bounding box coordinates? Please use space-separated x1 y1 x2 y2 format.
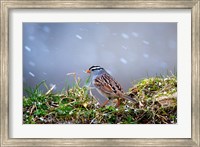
30 105 36 115
67 72 78 85
45 84 56 95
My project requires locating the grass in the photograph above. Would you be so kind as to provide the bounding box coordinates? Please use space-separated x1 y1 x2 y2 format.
23 73 177 124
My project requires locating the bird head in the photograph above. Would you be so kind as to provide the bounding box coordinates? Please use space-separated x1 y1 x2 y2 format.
86 66 105 75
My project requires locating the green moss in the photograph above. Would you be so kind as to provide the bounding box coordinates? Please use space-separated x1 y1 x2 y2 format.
23 75 177 124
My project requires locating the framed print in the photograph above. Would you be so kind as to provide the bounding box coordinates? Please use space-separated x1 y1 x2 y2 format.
0 0 199 146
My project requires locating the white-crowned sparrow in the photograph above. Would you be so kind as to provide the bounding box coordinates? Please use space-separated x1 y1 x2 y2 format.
86 66 137 107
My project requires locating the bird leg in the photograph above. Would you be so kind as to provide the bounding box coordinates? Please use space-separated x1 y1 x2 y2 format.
116 98 121 107
100 99 109 107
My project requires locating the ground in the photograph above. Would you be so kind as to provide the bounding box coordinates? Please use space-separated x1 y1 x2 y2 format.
23 75 177 124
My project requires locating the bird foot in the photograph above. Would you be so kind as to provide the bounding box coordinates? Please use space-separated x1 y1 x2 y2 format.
115 99 121 107
100 100 109 107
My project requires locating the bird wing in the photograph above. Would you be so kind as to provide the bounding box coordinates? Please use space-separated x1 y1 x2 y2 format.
93 73 124 97
94 73 137 103
93 76 113 95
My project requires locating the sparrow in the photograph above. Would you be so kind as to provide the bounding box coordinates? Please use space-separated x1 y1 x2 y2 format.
86 66 137 107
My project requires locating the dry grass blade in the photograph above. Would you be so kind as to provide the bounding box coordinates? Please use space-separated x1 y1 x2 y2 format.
45 84 56 95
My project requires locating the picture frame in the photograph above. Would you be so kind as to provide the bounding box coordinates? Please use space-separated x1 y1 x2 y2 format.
0 0 199 146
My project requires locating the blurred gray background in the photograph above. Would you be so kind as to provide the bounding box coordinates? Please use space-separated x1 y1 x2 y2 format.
23 23 177 95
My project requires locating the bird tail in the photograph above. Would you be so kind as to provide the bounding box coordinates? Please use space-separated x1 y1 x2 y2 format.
121 95 137 103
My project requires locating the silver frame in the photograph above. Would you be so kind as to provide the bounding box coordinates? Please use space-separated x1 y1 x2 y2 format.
0 0 199 146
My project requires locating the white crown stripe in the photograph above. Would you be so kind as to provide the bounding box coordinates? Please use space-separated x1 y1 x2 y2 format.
91 68 102 71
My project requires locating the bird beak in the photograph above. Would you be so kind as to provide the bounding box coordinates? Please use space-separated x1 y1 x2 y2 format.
86 69 91 73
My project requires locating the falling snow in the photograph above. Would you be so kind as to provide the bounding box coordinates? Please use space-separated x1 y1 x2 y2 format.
23 23 177 93
43 48 50 52
120 58 128 64
143 53 149 58
28 36 35 41
29 61 35 67
143 40 150 45
76 34 82 39
131 32 139 37
121 33 129 39
29 72 35 77
25 46 31 52
43 26 50 33
121 45 127 50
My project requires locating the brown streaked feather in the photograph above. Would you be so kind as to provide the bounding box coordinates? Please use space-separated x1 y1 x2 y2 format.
91 67 137 104
103 73 124 93
94 77 113 95
94 73 125 98
93 78 102 87
99 84 113 95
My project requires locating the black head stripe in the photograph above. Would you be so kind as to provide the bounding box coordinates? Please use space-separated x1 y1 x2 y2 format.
89 66 100 70
89 66 103 71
